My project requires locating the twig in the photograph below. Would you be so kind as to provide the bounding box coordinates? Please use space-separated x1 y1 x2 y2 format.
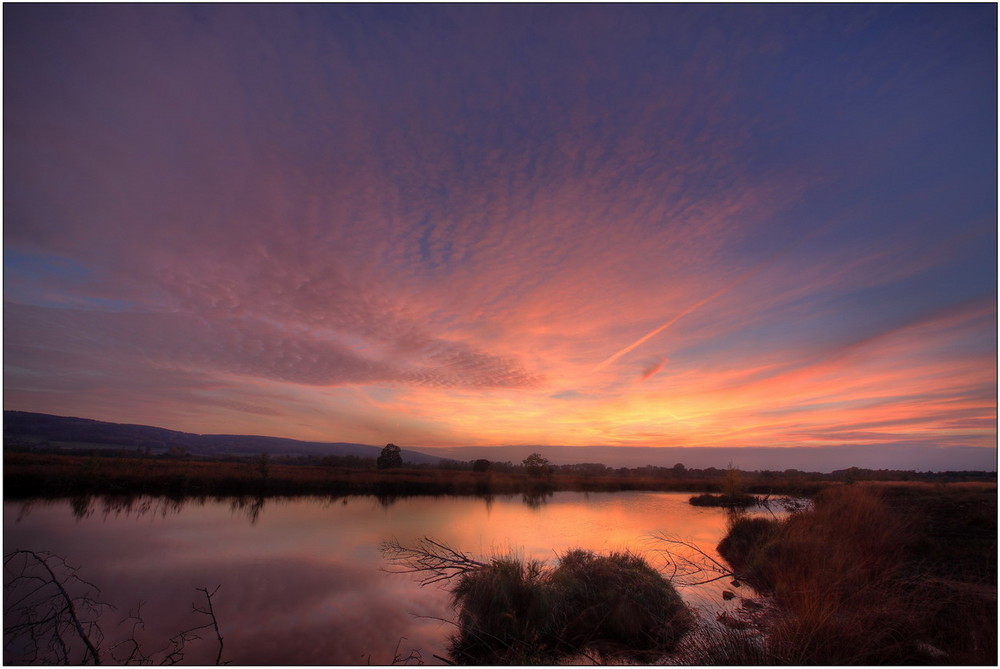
649 532 736 586
4 550 105 664
192 586 225 665
380 536 487 586
4 550 231 666
391 636 424 665
407 613 460 629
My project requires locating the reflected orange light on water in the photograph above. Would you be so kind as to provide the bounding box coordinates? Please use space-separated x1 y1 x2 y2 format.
5 492 794 664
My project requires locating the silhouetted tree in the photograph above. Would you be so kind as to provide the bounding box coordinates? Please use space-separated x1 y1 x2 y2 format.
377 443 403 470
522 453 550 478
472 459 491 473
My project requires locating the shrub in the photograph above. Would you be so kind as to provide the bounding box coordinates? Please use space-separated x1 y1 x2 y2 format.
448 548 691 664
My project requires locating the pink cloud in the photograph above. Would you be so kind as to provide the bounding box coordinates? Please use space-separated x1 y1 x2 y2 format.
4 6 994 462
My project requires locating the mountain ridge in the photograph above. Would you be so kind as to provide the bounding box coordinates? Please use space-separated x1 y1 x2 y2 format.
2 411 443 465
4 411 996 473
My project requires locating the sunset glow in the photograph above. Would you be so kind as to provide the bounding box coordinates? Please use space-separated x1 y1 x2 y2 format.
4 5 996 470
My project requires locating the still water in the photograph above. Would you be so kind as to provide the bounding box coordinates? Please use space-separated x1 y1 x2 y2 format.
4 491 780 665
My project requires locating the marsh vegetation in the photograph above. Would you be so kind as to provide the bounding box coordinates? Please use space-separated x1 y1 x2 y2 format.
382 539 693 664
702 483 997 664
380 482 996 665
7 449 990 502
3 456 995 665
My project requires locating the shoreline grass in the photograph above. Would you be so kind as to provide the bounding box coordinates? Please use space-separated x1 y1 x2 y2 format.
711 483 997 664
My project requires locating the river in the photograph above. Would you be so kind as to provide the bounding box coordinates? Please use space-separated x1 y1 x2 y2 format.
3 491 785 664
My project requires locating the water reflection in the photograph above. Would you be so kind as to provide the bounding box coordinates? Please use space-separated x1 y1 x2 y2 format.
228 496 266 525
12 495 194 522
70 495 92 519
376 492 400 509
521 489 554 509
3 491 792 665
19 488 569 527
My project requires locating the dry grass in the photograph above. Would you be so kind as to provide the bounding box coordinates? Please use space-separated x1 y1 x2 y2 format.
714 484 997 664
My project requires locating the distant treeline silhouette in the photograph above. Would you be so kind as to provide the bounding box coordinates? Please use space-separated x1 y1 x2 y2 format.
4 447 995 502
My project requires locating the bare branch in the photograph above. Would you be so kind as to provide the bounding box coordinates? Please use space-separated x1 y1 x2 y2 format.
3 550 107 664
5 550 229 666
391 637 424 665
380 537 487 586
193 586 225 665
649 532 736 587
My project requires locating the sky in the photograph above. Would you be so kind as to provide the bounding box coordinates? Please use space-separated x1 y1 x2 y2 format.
4 4 997 471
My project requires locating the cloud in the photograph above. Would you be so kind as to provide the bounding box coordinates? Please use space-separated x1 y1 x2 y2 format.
4 303 539 391
639 358 666 382
3 5 995 459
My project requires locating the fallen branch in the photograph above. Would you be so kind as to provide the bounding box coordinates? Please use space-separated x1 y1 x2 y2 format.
649 532 736 586
380 537 487 586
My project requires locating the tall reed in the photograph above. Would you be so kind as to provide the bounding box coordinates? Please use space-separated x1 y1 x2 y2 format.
715 484 996 664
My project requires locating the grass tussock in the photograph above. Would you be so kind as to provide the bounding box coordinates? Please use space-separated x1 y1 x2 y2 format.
448 548 692 664
550 550 691 658
714 484 997 664
689 492 759 507
450 556 559 664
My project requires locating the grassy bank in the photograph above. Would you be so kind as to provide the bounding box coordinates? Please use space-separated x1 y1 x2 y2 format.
711 482 997 664
3 451 839 500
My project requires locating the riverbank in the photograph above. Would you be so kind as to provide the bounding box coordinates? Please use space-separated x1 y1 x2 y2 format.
4 451 841 499
708 482 997 664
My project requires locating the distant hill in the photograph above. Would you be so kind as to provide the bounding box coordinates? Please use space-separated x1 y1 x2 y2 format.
4 411 995 473
2 411 443 465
